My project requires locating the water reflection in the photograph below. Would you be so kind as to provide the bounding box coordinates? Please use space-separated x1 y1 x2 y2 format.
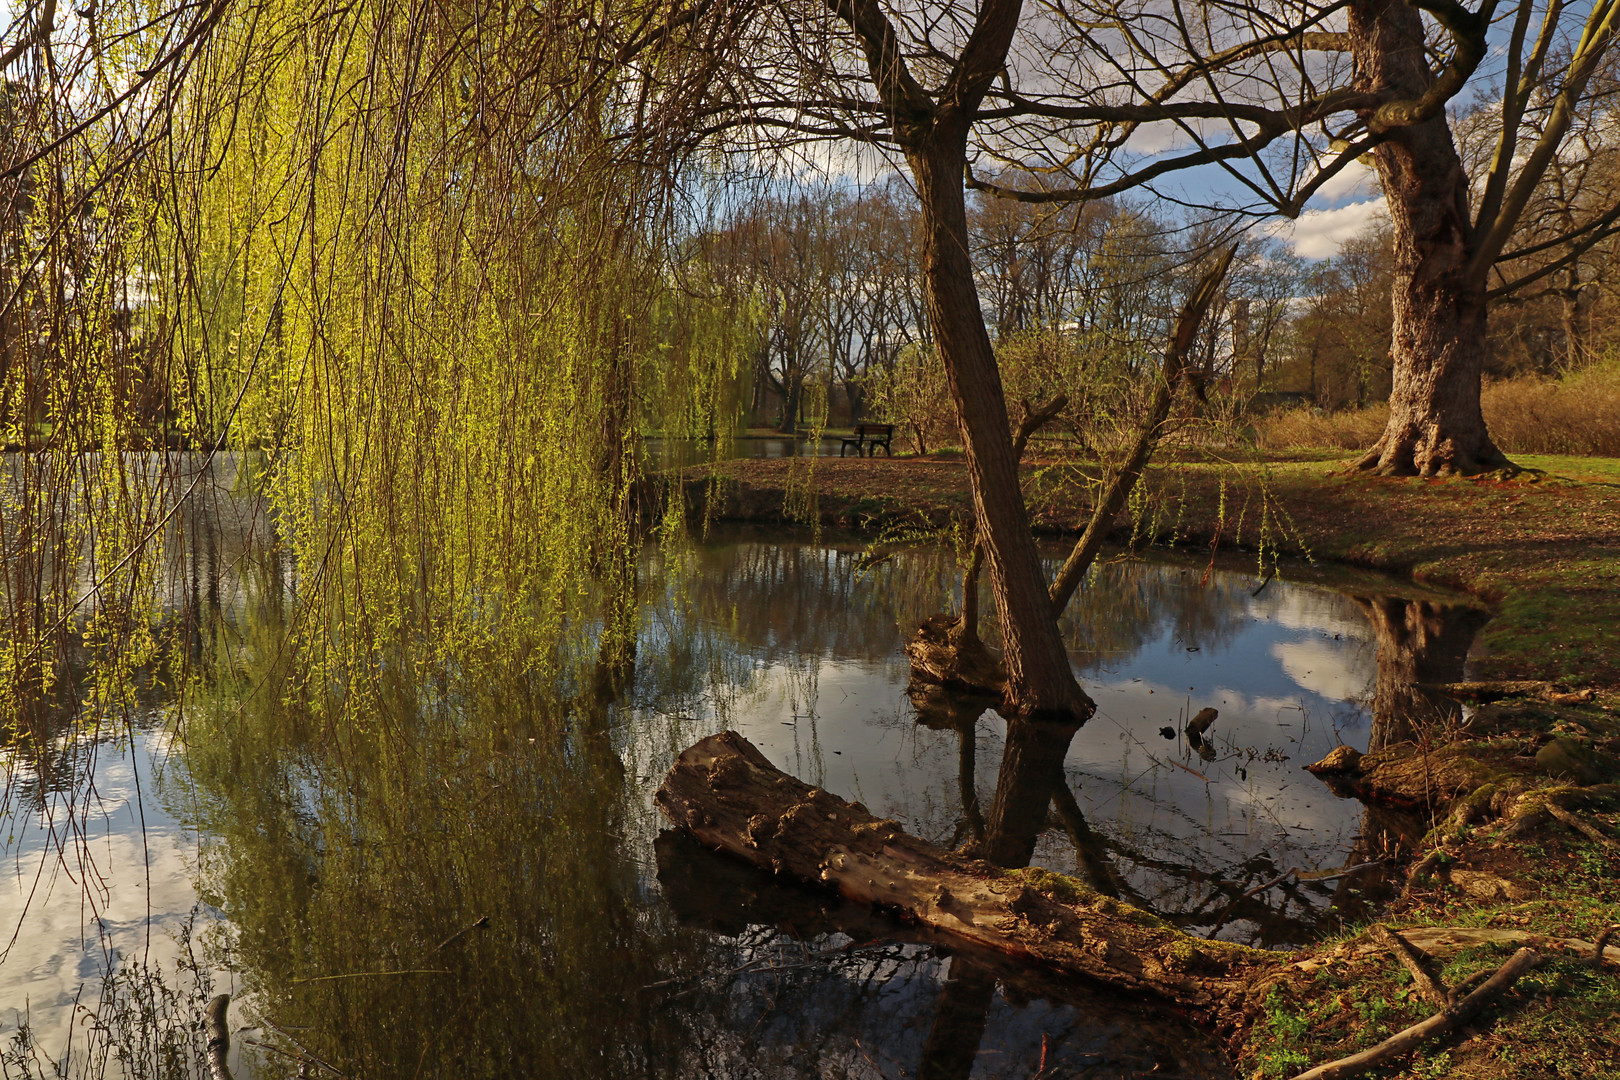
0 487 1487 1078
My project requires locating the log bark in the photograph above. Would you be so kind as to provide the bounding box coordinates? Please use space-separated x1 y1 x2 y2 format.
655 731 1270 1012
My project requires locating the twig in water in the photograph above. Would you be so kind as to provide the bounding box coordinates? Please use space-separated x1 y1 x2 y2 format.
1289 948 1541 1080
1206 861 1384 934
291 969 452 985
431 914 490 953
1251 571 1275 597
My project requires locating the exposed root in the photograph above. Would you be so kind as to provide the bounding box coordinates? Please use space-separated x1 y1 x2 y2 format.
1352 431 1516 478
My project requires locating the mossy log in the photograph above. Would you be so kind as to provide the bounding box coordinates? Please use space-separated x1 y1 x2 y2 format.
654 731 1271 1013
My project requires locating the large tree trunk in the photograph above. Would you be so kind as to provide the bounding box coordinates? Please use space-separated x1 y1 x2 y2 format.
907 139 1094 724
1351 0 1513 476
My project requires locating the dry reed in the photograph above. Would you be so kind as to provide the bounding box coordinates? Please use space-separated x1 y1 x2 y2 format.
1255 362 1620 457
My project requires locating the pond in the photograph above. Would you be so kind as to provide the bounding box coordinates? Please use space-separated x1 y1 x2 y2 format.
0 459 1488 1079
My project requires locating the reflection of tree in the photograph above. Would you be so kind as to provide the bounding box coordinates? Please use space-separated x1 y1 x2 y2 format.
183 641 706 1079
913 709 1225 1078
1354 597 1488 750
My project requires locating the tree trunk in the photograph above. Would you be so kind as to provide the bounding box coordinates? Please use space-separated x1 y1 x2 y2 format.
907 139 1093 724
779 367 801 434
654 732 1266 1010
1351 0 1513 476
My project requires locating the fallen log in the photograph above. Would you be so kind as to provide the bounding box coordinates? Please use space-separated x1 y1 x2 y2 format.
654 731 1272 1013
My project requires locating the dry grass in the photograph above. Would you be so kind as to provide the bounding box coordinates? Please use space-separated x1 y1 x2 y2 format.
1254 402 1389 451
1482 362 1620 455
1255 362 1620 456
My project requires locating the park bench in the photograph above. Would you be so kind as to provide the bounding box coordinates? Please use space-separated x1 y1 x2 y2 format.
839 422 894 457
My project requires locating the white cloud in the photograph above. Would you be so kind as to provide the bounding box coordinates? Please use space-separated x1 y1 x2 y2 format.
1270 197 1388 259
1313 159 1379 202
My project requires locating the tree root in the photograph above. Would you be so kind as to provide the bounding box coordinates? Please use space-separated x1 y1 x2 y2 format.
1542 801 1620 850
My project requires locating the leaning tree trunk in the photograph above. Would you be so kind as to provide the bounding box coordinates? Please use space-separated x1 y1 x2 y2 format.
1351 0 1511 476
908 137 1094 724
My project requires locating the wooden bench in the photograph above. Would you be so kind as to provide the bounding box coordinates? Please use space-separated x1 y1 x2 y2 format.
839 422 894 457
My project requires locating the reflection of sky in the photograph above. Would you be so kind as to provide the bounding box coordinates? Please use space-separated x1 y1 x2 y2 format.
663 548 1393 945
0 731 237 1064
0 534 1416 1070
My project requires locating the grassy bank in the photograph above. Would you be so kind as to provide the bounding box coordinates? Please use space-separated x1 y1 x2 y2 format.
679 450 1620 1077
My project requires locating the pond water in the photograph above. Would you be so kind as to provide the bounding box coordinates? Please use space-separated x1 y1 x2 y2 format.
0 459 1487 1079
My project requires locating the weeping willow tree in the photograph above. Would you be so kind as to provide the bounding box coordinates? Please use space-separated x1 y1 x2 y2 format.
0 6 753 1070
0 0 755 735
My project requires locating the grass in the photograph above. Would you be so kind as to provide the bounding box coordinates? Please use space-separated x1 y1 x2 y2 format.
1241 789 1620 1079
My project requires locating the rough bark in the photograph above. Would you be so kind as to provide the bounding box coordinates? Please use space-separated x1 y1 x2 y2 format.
655 731 1269 1011
908 133 1094 724
1350 0 1512 476
1304 742 1502 811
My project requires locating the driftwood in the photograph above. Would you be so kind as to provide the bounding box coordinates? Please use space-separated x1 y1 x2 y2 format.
1369 925 1449 1006
655 731 1270 1012
1288 948 1541 1080
1185 707 1219 747
205 994 234 1080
